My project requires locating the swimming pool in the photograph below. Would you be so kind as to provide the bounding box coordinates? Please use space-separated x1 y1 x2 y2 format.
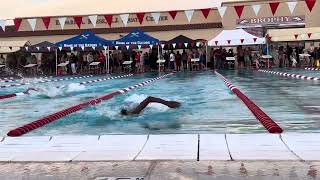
1 69 320 136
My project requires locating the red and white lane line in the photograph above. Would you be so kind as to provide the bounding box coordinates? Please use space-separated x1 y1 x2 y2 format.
0 79 20 83
0 75 93 89
0 74 133 100
0 77 16 81
215 71 283 134
304 67 320 71
7 73 174 137
259 70 320 81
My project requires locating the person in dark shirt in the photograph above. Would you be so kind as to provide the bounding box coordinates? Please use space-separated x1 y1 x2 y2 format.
175 51 182 71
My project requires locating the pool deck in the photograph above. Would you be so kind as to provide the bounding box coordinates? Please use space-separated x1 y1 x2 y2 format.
0 133 319 162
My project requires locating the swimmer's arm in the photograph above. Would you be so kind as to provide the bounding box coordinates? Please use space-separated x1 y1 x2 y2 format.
130 96 181 114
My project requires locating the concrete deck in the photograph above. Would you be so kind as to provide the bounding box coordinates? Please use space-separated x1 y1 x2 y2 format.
0 133 319 162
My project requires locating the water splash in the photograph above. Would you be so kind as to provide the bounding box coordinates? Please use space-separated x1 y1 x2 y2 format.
29 83 86 98
124 94 170 112
66 83 86 93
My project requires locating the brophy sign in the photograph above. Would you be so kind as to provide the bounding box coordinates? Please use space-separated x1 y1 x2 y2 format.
237 16 305 27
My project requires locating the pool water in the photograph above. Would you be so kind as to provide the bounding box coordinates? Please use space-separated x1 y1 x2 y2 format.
1 69 320 136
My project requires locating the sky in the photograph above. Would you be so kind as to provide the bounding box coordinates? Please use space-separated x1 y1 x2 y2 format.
0 0 223 20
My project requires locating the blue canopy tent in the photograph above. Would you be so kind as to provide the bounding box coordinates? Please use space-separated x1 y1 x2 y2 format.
114 28 162 71
56 31 113 74
56 31 113 48
114 28 160 47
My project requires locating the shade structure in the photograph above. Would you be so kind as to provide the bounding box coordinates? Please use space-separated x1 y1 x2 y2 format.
27 41 57 53
114 28 159 46
267 27 320 42
56 31 113 49
0 40 30 54
208 29 265 46
166 35 195 49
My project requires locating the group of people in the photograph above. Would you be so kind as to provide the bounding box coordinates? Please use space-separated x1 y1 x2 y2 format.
163 49 206 71
269 44 320 68
207 44 320 70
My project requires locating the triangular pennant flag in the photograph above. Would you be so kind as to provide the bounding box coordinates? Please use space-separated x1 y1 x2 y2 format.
196 42 201 47
234 5 244 18
13 18 22 31
115 46 119 50
294 34 298 39
58 17 67 29
104 15 113 27
136 13 145 24
92 46 96 50
58 47 63 51
201 9 211 19
9 46 12 50
178 43 183 48
151 12 161 24
240 39 244 43
287 1 297 14
47 47 51 51
305 0 316 12
88 15 98 27
25 47 29 51
81 46 85 51
126 45 130 50
269 2 280 15
0 20 5 31
252 5 261 16
253 38 257 42
218 7 227 18
161 44 165 49
149 44 153 49
215 41 218 45
169 11 178 20
27 18 37 31
185 10 194 22
36 47 40 51
172 43 177 48
138 45 142 49
120 14 129 26
73 16 83 29
266 34 272 41
184 43 188 48
42 17 51 30
103 46 107 50
308 33 312 38
227 40 231 44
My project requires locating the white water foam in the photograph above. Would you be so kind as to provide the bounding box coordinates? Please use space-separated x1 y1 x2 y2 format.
66 83 86 93
29 83 86 98
124 94 170 112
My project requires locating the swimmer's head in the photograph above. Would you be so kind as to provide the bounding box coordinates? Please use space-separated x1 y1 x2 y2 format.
120 108 129 115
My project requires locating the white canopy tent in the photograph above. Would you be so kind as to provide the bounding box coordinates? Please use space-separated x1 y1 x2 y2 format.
208 29 265 46
0 40 30 53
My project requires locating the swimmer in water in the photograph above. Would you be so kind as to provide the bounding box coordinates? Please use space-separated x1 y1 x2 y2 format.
121 96 181 115
23 88 39 94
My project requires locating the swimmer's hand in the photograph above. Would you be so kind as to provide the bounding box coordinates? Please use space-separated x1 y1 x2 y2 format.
167 101 181 108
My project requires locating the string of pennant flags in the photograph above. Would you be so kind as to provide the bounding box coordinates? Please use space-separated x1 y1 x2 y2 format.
0 0 317 32
217 0 316 18
0 9 210 32
0 41 204 51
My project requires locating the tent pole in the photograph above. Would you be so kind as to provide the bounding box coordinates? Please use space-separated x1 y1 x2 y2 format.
206 42 208 70
104 46 109 74
158 44 160 73
55 49 58 76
